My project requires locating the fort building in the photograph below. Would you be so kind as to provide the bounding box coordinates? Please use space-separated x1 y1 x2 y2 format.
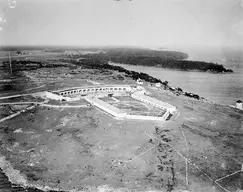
51 84 176 121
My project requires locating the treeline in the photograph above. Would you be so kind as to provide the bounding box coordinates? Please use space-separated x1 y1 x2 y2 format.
99 48 188 60
73 50 233 73
67 48 188 61
43 48 65 53
1 60 71 72
63 58 165 84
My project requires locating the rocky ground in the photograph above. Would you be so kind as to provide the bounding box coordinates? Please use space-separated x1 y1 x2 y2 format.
0 56 243 192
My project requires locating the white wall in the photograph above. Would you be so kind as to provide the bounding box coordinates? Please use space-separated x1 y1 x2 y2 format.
125 114 165 121
85 97 126 118
45 92 67 101
85 96 168 121
79 85 176 122
59 85 131 96
236 102 243 109
131 93 176 113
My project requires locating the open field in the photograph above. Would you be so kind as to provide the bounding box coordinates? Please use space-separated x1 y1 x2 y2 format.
0 105 164 191
0 54 242 192
0 50 61 62
0 62 131 98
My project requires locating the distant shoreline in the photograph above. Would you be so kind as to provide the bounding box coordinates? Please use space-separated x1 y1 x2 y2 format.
109 62 229 74
77 52 233 73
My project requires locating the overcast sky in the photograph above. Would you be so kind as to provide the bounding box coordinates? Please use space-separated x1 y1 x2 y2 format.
0 0 243 49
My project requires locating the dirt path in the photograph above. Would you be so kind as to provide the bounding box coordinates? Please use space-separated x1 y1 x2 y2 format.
40 103 90 108
0 105 36 123
0 93 39 100
0 102 40 105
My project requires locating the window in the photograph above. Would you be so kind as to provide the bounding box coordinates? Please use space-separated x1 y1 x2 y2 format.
114 88 117 90
87 89 90 91
96 89 98 91
123 88 126 90
60 93 63 95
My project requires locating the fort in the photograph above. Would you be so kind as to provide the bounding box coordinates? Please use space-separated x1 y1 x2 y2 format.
55 84 133 96
50 84 177 121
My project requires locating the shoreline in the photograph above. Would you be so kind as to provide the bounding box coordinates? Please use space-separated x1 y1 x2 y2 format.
109 61 233 74
108 62 243 105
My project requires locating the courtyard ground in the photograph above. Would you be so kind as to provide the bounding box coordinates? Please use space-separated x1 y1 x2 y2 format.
100 95 166 116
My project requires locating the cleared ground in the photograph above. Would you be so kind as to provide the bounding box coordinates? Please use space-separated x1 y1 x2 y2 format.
0 105 164 191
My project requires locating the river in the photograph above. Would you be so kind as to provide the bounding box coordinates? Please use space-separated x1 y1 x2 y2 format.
111 59 243 105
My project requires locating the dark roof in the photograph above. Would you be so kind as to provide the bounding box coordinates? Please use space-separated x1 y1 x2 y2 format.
236 100 242 103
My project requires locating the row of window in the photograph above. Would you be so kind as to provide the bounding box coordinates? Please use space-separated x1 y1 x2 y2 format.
60 87 128 95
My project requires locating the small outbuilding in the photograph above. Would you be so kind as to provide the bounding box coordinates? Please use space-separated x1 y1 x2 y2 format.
236 100 242 110
155 83 162 87
136 78 144 85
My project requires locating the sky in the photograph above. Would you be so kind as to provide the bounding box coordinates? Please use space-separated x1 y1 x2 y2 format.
0 0 243 49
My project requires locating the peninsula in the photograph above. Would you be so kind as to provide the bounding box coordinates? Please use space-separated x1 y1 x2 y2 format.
77 47 233 73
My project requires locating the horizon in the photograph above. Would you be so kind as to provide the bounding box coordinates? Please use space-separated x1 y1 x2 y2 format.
0 0 243 50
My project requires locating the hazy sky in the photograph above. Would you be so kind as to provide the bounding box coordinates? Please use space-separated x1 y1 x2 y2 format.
0 0 243 49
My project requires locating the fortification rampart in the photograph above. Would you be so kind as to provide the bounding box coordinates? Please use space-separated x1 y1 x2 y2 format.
50 84 176 121
131 92 176 113
56 85 132 97
85 96 126 119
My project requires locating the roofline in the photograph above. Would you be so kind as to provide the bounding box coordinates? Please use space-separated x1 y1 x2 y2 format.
53 84 132 93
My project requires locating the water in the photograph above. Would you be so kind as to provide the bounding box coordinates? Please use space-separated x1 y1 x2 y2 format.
112 59 243 105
